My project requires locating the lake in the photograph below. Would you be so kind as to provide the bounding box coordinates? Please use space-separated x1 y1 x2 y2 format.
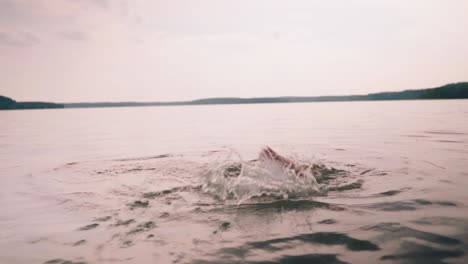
1 100 467 264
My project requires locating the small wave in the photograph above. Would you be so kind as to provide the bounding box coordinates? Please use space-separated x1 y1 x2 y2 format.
363 222 465 263
412 216 468 230
359 199 457 211
194 232 379 264
423 130 468 135
194 254 348 264
115 154 172 162
401 134 430 138
380 241 464 263
206 199 346 214
433 140 465 143
368 187 411 197
363 222 461 245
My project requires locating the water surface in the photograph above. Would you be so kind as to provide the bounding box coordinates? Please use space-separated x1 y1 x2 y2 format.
0 100 467 264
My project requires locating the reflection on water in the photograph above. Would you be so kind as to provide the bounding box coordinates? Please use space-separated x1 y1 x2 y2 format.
0 100 467 264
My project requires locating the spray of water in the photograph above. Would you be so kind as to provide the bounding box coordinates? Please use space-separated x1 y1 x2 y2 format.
200 149 326 203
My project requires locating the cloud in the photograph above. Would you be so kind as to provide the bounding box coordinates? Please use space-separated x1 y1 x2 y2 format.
0 30 39 46
68 0 108 10
0 0 89 27
120 0 128 17
0 0 36 25
90 0 108 9
58 30 88 41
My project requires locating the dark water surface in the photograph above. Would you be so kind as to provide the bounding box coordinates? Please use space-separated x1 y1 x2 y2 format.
0 100 467 264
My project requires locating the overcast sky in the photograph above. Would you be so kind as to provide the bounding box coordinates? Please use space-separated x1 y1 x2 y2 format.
1 0 467 102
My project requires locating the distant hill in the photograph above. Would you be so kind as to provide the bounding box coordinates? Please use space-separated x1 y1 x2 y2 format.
63 82 468 108
0 95 16 109
1 82 467 111
0 95 64 110
190 82 468 104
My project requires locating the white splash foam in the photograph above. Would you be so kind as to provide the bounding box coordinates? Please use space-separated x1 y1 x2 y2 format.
200 150 325 203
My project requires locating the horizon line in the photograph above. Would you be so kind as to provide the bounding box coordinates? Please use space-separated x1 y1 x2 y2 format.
56 82 467 105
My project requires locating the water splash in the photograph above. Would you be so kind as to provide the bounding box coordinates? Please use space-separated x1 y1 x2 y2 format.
200 150 326 203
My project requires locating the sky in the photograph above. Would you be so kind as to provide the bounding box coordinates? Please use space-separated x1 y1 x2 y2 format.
0 0 467 103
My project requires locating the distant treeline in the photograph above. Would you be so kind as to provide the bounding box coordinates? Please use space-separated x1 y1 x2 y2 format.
0 95 64 110
1 82 467 110
64 82 468 108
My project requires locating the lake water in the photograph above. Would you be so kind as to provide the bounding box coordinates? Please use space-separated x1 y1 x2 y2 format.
0 100 467 264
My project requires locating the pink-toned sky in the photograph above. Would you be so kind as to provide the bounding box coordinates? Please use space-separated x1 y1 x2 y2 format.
1 0 467 102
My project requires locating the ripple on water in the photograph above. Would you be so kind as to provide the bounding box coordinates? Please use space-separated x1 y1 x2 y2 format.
194 232 378 264
359 199 457 211
423 130 468 135
412 216 468 231
380 241 464 263
194 254 349 264
41 149 467 264
363 222 462 246
372 188 409 197
206 199 346 215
